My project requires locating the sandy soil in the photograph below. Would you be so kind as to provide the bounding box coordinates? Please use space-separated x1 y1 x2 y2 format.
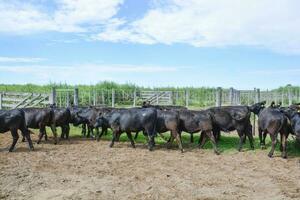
0 133 300 200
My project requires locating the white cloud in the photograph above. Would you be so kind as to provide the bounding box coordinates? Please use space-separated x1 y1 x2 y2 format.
0 56 46 63
0 0 123 33
1 0 300 54
94 0 300 54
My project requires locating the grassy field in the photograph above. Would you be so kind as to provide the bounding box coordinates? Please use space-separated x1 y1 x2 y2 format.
41 125 300 157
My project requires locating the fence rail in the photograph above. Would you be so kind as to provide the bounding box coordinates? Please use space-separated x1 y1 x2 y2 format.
0 86 299 109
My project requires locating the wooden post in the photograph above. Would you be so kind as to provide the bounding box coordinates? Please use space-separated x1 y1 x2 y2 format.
288 86 292 105
112 89 115 107
216 87 222 107
255 88 260 103
156 91 159 105
185 90 189 107
0 92 2 109
229 87 234 105
236 90 240 105
66 91 70 107
102 90 105 104
133 89 136 107
49 87 56 105
93 89 96 106
74 88 79 106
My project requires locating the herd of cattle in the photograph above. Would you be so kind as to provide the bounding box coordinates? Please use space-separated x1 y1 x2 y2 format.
1 101 300 159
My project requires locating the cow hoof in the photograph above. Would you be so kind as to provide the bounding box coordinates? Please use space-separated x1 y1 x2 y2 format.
30 147 35 151
109 144 114 148
261 145 266 150
215 151 220 155
8 149 13 152
148 147 154 151
281 154 287 159
268 153 273 158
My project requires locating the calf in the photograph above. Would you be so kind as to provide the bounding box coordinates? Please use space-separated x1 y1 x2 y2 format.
0 109 34 152
94 107 157 151
258 107 290 158
22 108 57 144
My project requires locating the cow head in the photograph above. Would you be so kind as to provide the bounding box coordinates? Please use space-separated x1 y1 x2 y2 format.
249 101 266 115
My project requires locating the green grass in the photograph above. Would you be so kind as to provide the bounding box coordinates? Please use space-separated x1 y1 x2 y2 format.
44 125 300 157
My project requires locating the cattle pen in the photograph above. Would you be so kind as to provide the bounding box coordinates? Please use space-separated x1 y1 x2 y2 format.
1 84 300 200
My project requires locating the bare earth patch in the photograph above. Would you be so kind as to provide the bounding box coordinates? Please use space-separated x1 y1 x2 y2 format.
0 134 299 200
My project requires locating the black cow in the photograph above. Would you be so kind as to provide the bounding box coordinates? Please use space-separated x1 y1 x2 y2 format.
199 102 266 151
52 107 71 140
258 107 290 158
0 109 34 152
176 109 219 154
279 106 300 143
22 108 57 144
72 106 115 139
94 107 157 151
135 109 183 152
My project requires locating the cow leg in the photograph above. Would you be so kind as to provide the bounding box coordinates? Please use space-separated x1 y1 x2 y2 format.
44 132 48 141
259 128 266 149
166 134 175 149
280 132 287 159
37 126 46 144
204 131 219 155
65 124 70 140
190 133 194 143
198 131 207 149
9 129 19 152
81 124 86 137
215 130 221 143
237 130 246 152
126 132 136 148
95 127 99 140
96 128 106 142
21 128 34 151
171 130 183 153
134 132 139 140
247 131 255 150
109 130 118 148
60 126 65 139
268 133 278 158
50 124 58 145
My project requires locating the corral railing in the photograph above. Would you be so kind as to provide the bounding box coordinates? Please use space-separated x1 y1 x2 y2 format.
0 92 49 109
1 86 299 109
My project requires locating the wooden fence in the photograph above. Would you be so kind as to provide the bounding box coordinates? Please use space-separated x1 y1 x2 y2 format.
0 86 299 109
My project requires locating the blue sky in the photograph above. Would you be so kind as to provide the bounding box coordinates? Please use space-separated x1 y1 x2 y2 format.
0 0 299 89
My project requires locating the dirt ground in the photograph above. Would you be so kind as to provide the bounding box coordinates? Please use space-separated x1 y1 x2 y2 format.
0 133 300 200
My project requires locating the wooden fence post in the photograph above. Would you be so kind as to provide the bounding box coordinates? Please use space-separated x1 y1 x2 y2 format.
255 88 260 103
185 90 189 107
236 90 241 105
288 86 292 105
93 89 96 106
66 91 70 107
112 89 115 107
74 88 79 106
229 87 234 105
0 92 2 109
49 87 56 105
133 89 136 107
101 91 105 104
216 87 222 107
